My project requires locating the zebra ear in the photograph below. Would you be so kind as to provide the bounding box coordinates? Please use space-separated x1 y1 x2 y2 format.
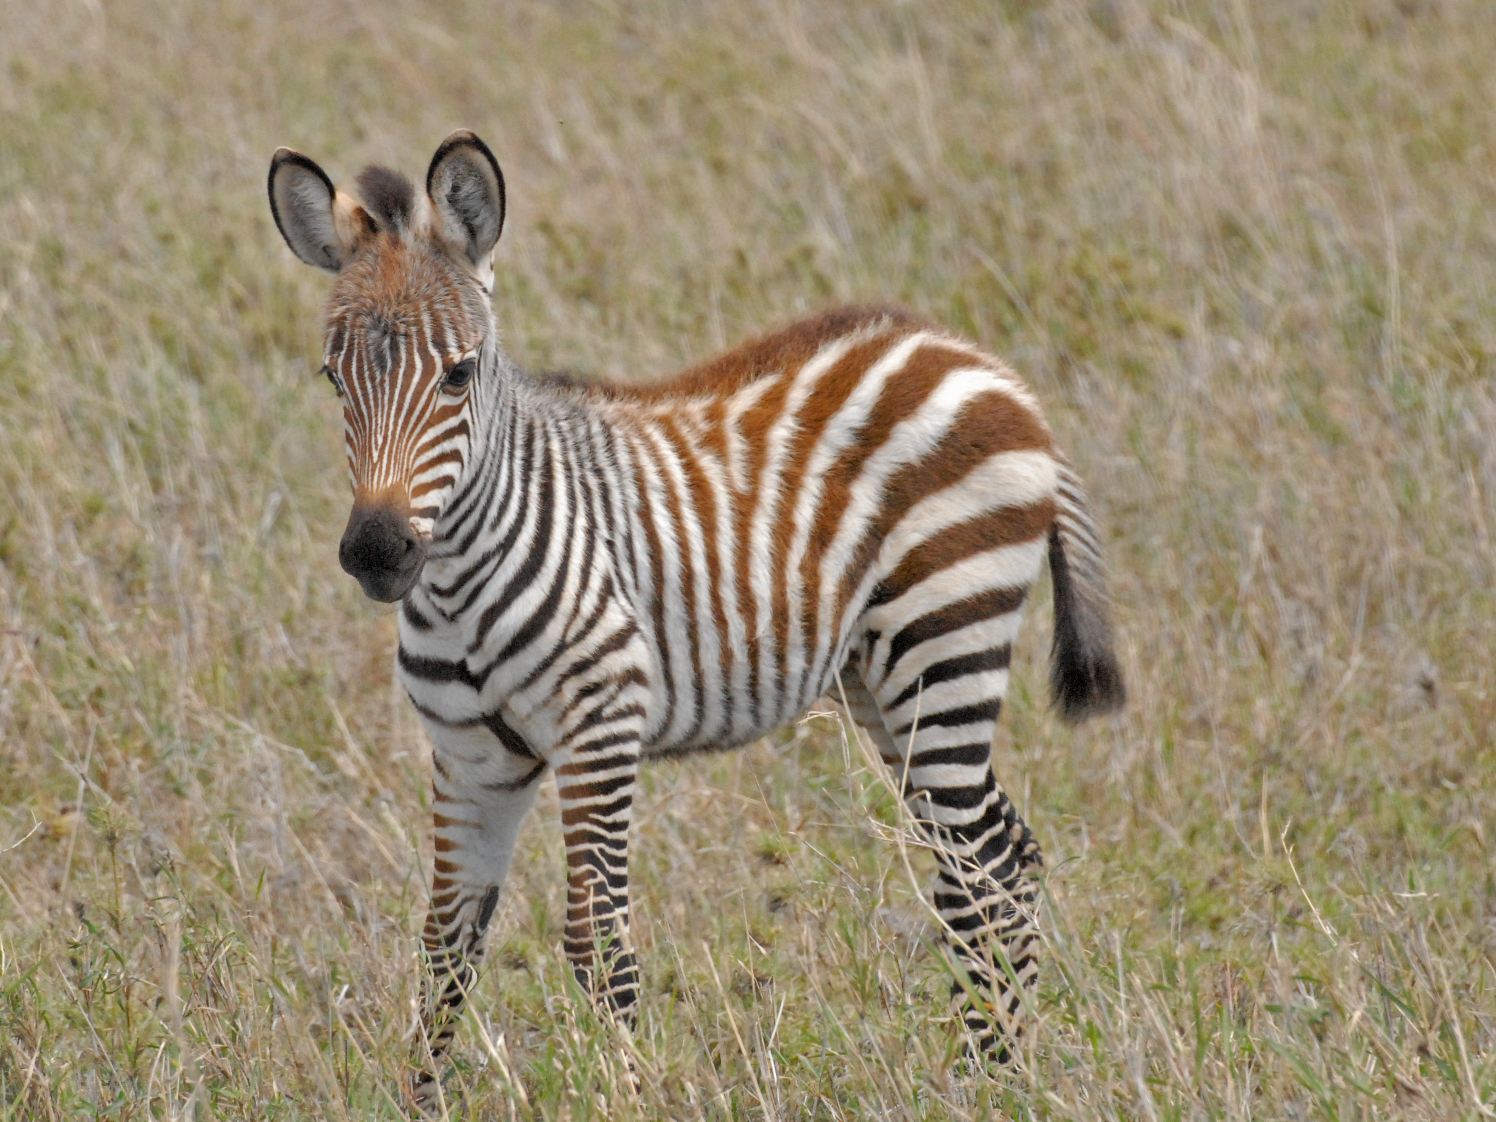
268 148 376 272
426 131 506 278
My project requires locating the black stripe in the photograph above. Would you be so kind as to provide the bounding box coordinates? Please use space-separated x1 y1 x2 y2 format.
567 700 646 739
887 644 1012 710
484 708 538 759
559 621 640 687
403 597 434 632
562 730 640 758
399 647 485 690
912 769 997 810
443 407 515 546
522 575 613 692
559 751 638 776
436 414 534 598
489 459 578 662
906 741 991 769
883 586 1026 680
892 698 1002 738
472 424 557 643
482 758 548 792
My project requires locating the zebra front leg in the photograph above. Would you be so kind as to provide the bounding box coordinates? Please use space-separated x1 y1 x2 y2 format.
412 743 546 1113
554 742 641 1025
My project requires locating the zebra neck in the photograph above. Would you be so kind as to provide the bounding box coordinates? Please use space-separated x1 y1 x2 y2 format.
427 370 522 554
414 375 591 630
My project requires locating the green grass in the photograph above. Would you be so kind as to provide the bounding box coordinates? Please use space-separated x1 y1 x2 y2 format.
2 0 1494 1117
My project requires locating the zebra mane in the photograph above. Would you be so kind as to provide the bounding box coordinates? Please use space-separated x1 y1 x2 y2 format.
356 165 416 231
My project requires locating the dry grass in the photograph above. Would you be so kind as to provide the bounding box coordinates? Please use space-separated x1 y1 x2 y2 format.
2 0 1494 1118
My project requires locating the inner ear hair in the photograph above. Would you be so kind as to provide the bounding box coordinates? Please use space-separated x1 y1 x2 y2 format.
426 130 506 267
268 148 375 272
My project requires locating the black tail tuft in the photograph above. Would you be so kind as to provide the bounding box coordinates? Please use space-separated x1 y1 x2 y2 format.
1048 523 1126 724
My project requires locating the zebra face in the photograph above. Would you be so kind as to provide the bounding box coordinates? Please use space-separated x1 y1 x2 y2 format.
321 253 489 601
268 132 507 602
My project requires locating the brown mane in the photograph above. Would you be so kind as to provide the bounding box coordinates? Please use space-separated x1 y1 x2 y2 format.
542 305 930 401
356 165 417 232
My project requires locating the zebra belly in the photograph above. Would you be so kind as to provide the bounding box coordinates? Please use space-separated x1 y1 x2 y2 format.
635 627 855 760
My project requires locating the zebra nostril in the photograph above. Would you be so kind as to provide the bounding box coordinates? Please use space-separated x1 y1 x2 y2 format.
339 505 427 602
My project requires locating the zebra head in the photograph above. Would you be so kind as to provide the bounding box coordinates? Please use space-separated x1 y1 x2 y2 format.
268 131 506 602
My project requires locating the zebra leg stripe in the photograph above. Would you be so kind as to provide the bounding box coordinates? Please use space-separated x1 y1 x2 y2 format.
924 785 1041 1057
556 737 642 1023
411 747 543 1112
839 661 1039 1053
910 759 1042 1057
865 598 1042 1058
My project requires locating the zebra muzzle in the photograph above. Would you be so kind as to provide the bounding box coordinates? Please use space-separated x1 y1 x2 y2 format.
339 503 427 602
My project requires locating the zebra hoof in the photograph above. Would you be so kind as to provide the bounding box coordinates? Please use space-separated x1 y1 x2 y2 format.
409 1069 443 1118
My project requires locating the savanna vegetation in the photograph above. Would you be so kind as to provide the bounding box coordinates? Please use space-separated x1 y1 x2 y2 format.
1 0 1493 1117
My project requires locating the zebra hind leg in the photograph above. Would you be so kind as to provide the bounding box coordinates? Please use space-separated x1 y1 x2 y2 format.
861 664 1043 1061
921 771 1042 1060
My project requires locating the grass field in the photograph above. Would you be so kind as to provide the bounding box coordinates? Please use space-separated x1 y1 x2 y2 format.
2 0 1494 1117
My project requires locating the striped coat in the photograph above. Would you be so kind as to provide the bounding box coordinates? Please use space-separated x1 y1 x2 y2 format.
269 132 1123 1110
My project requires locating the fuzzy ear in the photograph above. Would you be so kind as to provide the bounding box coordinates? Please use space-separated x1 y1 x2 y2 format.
426 131 506 276
268 148 375 272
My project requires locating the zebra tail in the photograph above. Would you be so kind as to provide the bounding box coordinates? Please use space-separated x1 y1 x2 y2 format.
1047 463 1126 723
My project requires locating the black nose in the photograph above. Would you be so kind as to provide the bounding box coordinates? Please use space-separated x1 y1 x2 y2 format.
339 505 426 602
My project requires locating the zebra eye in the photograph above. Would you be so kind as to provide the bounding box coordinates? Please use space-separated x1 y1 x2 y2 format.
321 364 343 396
443 358 476 393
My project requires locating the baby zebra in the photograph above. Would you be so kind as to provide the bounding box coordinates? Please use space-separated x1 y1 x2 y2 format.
268 130 1123 1110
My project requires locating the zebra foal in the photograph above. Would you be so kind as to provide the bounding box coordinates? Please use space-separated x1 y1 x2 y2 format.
268 131 1123 1109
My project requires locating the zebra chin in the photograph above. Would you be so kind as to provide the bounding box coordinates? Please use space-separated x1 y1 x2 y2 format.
350 562 425 603
339 503 428 603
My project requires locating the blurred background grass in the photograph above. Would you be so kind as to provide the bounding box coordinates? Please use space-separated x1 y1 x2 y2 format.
1 0 1493 1118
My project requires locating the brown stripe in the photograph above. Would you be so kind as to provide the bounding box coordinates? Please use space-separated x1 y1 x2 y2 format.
731 375 794 723
413 417 469 460
568 305 925 401
661 413 732 721
559 799 632 828
835 387 1051 629
767 333 900 712
697 398 729 467
813 344 972 647
869 499 1055 609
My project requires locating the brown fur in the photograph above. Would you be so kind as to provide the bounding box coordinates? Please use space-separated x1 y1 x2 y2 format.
841 388 1053 621
871 499 1057 608
559 306 926 401
356 165 417 231
767 332 903 678
823 344 984 630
